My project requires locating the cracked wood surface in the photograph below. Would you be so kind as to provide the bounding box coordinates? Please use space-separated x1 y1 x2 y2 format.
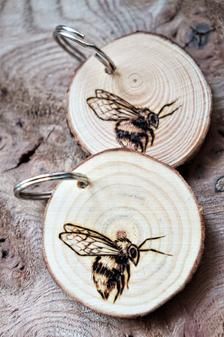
0 0 224 336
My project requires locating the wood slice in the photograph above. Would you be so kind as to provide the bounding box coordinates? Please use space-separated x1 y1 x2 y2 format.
68 32 212 167
44 149 203 318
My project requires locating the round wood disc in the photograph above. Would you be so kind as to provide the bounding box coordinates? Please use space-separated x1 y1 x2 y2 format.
44 149 203 318
68 32 211 167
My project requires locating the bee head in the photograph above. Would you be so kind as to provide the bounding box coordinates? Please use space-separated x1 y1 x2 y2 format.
147 111 159 129
127 244 139 266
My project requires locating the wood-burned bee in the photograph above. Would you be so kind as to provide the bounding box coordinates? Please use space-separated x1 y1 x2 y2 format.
87 89 180 152
59 224 171 303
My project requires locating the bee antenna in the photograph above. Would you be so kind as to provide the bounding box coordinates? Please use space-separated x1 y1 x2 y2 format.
139 248 172 256
138 235 166 249
157 99 179 117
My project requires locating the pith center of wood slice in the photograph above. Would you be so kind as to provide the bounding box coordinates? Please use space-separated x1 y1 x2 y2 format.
44 149 203 318
68 32 211 167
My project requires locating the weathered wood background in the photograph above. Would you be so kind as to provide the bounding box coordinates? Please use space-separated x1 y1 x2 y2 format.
0 0 224 336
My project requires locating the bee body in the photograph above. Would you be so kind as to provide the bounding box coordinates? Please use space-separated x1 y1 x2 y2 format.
87 89 179 152
92 254 130 302
92 238 133 302
59 224 170 303
115 117 150 152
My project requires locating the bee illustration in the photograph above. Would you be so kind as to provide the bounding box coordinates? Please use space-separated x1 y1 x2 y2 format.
59 224 171 303
87 89 180 152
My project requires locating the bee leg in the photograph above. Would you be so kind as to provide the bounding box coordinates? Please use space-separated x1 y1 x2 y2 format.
148 128 155 146
126 264 130 288
99 289 107 300
104 290 110 300
136 134 149 152
134 142 142 152
139 141 144 153
113 273 125 303
114 279 121 303
120 273 125 295
143 134 149 151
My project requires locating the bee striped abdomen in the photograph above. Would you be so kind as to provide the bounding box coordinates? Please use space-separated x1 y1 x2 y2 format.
92 255 130 302
115 120 149 152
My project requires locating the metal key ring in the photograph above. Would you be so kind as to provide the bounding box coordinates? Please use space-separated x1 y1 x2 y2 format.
14 172 89 200
54 25 116 75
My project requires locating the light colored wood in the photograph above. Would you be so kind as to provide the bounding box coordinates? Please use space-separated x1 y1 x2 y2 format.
68 32 211 167
1 0 224 336
44 149 203 318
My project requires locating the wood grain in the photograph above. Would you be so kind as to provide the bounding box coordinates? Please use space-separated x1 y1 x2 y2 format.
0 0 224 336
68 32 211 167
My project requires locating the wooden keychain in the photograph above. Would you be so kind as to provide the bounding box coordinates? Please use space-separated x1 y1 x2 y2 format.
14 149 203 318
54 25 212 167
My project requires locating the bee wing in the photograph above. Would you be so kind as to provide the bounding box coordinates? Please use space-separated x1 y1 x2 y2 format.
59 224 120 256
95 90 138 110
87 89 139 121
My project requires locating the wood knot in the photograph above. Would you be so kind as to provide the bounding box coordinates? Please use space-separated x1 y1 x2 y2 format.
0 233 26 289
0 236 24 270
16 119 24 128
127 73 143 89
0 87 8 97
218 129 224 138
215 176 224 192
186 23 215 48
